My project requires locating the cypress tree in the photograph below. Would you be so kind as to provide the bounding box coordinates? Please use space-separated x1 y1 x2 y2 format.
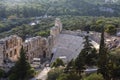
98 27 109 80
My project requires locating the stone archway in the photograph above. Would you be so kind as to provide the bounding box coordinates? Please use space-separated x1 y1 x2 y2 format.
14 49 17 55
10 51 12 57
43 51 46 58
6 53 8 58
51 53 54 60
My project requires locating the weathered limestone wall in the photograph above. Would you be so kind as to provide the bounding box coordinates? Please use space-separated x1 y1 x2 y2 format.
0 36 50 67
23 36 50 62
50 18 63 46
0 35 22 64
50 18 62 37
0 18 63 67
23 18 63 62
0 43 4 67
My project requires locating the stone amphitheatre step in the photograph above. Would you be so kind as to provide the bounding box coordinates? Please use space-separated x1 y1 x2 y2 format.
52 34 84 63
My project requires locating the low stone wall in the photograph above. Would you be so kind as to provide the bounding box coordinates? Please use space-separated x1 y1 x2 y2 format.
61 30 86 37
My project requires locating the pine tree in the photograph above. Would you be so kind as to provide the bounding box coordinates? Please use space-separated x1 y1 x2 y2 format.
64 59 75 73
51 58 65 68
86 48 97 66
9 47 34 80
16 47 31 79
82 35 97 66
75 49 86 78
74 34 97 78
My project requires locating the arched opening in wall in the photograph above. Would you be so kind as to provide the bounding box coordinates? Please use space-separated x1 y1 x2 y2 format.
14 49 17 56
6 53 8 58
43 51 46 58
6 41 8 49
10 51 12 57
51 53 54 60
26 45 28 52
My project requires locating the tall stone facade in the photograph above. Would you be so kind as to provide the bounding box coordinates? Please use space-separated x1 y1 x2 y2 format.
50 18 63 45
51 18 62 37
23 18 63 62
0 35 22 67
0 18 63 68
23 36 50 62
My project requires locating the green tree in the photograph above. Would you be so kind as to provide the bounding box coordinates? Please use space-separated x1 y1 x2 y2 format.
82 35 97 66
0 69 5 78
64 59 75 73
86 48 98 66
9 47 34 80
105 24 116 35
57 73 80 80
47 68 63 80
20 25 27 41
109 54 120 79
97 27 110 80
84 73 104 80
75 49 86 78
51 58 65 68
74 34 98 78
112 66 120 79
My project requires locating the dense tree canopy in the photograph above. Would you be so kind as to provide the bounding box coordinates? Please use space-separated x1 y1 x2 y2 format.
0 16 120 39
0 0 120 18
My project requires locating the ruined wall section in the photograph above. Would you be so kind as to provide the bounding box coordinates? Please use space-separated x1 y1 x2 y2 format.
23 36 50 62
22 18 63 62
0 42 4 67
0 35 22 64
0 18 62 67
50 18 63 47
61 30 86 37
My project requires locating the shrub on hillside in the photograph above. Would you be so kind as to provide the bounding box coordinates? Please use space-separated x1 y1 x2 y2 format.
0 69 5 78
47 68 63 80
84 73 104 80
57 73 80 80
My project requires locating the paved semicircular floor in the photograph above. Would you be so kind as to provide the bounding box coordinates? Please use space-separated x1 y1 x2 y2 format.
52 34 84 63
